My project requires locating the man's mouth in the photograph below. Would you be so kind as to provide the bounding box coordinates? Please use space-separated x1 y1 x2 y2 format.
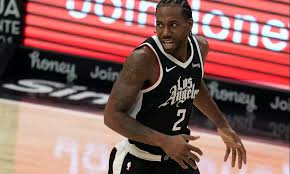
162 40 174 49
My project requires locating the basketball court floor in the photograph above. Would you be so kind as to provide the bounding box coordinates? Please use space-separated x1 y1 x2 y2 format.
0 98 289 174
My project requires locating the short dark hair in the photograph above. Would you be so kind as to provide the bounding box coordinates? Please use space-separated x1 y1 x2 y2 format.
156 0 192 20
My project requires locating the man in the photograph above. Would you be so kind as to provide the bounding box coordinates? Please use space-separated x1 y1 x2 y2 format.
104 0 247 173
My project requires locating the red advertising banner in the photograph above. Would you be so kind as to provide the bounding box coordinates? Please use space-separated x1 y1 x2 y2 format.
22 0 290 91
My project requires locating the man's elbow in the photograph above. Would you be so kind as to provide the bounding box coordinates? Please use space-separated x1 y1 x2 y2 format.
103 108 113 128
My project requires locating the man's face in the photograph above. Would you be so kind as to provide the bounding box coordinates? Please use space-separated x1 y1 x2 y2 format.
155 6 192 54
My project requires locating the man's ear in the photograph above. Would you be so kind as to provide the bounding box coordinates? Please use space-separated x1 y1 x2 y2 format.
188 18 193 32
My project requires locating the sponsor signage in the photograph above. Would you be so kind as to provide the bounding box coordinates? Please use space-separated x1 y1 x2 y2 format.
191 79 290 142
3 47 122 93
1 79 110 108
1 77 289 141
22 0 289 90
0 0 24 44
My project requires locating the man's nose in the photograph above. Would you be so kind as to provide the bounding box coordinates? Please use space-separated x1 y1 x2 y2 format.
163 27 171 37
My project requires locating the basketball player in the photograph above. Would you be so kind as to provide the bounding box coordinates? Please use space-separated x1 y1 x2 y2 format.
104 0 247 173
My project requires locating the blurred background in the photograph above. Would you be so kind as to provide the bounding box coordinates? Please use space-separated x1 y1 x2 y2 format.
0 0 289 174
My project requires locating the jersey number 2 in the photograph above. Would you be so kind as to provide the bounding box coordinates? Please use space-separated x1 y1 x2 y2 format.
172 109 186 131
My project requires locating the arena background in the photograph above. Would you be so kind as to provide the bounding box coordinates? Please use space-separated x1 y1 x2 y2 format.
0 0 289 174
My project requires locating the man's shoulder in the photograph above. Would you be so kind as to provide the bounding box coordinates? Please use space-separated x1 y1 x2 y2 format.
193 35 209 62
131 44 156 60
125 45 156 69
194 35 209 48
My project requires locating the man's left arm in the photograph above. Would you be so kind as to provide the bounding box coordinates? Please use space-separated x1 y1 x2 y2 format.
193 36 247 169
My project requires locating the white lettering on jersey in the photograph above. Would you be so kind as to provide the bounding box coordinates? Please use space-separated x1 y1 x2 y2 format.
159 76 199 108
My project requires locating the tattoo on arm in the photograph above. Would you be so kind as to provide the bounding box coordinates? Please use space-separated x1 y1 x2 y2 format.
111 51 148 112
104 49 163 146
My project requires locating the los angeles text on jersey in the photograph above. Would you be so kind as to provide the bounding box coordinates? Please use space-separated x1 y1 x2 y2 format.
159 76 199 108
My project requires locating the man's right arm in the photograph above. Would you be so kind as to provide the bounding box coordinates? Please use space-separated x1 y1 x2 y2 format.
104 47 166 147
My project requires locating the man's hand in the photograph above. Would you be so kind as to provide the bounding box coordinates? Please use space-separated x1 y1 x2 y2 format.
217 127 247 169
160 134 203 169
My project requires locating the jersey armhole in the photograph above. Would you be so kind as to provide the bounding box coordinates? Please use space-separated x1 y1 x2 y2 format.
139 43 163 93
191 35 205 78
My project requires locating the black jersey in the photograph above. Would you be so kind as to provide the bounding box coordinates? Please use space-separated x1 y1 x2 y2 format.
128 35 204 155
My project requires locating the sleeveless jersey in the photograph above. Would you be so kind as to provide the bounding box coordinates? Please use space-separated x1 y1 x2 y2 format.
128 35 204 155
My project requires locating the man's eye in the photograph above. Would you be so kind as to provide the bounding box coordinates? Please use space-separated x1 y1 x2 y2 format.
156 24 163 28
172 23 177 27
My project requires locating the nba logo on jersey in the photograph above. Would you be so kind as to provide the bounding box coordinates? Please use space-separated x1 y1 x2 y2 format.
126 162 132 171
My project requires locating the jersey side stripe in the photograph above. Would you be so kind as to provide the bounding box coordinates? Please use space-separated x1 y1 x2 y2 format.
127 92 143 119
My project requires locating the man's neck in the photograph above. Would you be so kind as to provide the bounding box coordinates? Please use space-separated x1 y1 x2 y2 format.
174 40 190 63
